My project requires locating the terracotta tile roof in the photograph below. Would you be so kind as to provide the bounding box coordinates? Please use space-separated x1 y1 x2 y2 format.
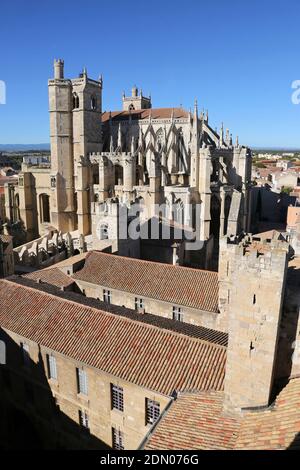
235 377 300 450
102 108 189 122
11 276 228 346
24 267 74 289
22 253 88 288
144 391 240 450
73 252 219 313
144 378 300 450
0 279 226 396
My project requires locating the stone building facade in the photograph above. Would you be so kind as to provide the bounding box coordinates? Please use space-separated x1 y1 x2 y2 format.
1 231 300 449
72 250 221 331
4 60 252 268
0 276 226 450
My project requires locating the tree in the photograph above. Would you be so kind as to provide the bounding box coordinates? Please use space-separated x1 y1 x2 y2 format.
280 186 293 195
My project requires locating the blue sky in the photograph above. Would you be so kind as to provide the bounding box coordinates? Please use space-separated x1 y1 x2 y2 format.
0 0 299 147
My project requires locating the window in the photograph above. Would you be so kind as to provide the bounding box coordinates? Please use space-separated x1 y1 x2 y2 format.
76 368 88 395
111 384 124 412
0 339 5 365
146 399 160 425
73 93 79 109
115 164 124 185
135 298 144 311
103 289 111 304
112 427 124 450
39 193 50 223
91 95 97 110
253 294 256 304
47 354 57 380
172 306 183 322
79 410 89 429
21 342 30 367
99 224 108 240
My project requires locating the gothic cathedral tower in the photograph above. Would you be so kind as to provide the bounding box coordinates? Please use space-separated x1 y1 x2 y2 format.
49 59 76 232
48 60 103 234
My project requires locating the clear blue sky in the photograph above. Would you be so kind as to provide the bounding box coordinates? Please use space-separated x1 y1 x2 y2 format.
0 0 299 148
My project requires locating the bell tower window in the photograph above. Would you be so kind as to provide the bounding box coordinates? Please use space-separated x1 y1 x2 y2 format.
73 93 79 109
91 95 97 110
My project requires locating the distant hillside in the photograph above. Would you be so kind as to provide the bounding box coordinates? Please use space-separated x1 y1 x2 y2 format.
252 147 300 152
0 144 50 152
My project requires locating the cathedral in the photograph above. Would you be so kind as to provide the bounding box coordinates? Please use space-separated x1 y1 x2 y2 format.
5 60 252 267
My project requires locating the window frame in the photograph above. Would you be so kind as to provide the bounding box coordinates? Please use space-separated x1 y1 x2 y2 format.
172 306 183 322
47 353 58 380
79 409 89 429
146 398 160 425
76 367 88 396
103 289 111 304
135 297 144 311
112 427 124 450
111 384 124 412
21 342 30 367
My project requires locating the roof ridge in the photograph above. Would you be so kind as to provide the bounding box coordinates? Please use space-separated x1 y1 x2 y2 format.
1 278 226 350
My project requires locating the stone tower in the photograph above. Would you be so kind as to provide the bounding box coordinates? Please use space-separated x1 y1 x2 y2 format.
72 68 103 235
219 234 289 412
48 61 103 235
71 68 103 169
122 86 151 111
49 59 76 232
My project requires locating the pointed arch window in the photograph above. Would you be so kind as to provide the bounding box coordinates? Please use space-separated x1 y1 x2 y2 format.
91 95 97 110
73 93 79 109
173 200 184 225
156 128 164 152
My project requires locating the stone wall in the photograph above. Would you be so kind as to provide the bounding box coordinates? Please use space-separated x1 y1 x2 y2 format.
220 235 289 412
74 279 220 331
0 328 170 450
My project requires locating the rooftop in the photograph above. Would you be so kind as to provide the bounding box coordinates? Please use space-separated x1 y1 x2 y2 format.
0 278 226 396
72 251 219 313
143 391 239 450
236 377 300 450
12 276 228 346
143 377 300 450
24 267 75 289
102 107 189 122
